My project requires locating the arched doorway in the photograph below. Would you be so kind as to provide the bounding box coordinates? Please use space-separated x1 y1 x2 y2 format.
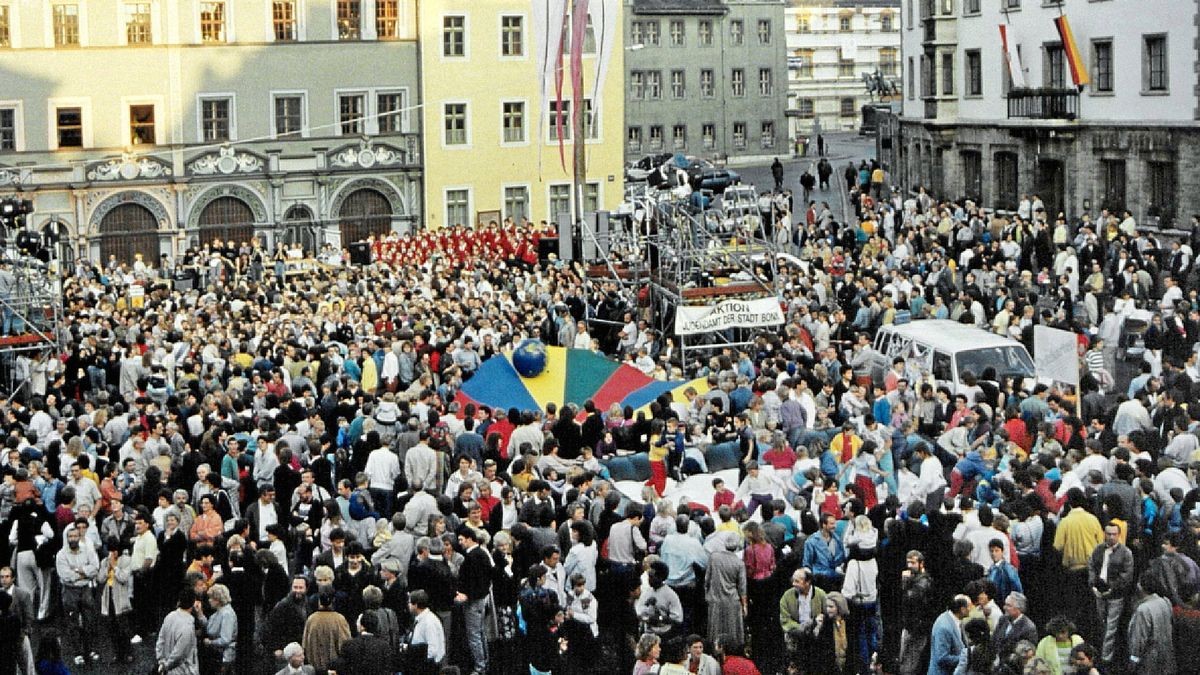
338 188 392 245
99 203 159 266
197 196 255 247
282 205 317 254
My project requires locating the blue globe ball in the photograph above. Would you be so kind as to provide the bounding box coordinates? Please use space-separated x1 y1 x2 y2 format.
512 339 548 378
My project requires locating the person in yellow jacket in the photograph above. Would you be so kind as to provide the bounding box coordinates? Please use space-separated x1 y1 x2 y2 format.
1053 490 1104 570
360 352 378 393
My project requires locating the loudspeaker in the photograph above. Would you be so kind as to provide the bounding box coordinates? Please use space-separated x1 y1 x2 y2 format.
348 242 371 266
556 212 574 262
537 237 558 260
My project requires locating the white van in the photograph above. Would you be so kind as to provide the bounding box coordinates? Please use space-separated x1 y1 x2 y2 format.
868 319 1036 389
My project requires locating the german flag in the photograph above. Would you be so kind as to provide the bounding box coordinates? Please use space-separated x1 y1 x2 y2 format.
1054 15 1089 90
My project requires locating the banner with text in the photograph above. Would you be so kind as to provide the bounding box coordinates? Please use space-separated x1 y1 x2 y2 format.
675 298 785 336
1033 325 1079 385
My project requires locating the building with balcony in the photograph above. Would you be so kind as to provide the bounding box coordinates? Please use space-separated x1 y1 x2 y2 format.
883 0 1200 228
418 0 625 230
623 0 788 162
0 0 425 265
784 0 901 140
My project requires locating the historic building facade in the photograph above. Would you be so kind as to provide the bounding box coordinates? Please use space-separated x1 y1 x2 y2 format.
0 0 422 265
881 0 1200 228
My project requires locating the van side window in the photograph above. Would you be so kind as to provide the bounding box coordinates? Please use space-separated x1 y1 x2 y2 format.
875 332 891 354
932 350 953 383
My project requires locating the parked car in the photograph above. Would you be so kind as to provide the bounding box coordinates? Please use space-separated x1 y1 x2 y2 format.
624 153 675 182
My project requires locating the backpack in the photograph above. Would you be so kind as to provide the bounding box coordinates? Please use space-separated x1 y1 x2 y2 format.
349 488 375 521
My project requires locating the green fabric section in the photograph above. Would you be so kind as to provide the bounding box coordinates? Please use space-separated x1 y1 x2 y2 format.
563 348 623 407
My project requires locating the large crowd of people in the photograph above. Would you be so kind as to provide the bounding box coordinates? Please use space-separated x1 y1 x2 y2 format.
1 157 1199 675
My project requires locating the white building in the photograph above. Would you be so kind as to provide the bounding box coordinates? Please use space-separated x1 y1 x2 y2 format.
785 0 901 141
883 0 1198 227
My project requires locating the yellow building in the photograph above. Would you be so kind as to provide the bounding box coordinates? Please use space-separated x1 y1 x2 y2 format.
418 0 625 230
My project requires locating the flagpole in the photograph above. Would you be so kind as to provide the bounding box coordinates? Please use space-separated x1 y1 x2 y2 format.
572 0 588 255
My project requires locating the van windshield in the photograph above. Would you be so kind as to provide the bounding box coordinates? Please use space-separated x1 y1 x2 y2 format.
955 346 1036 381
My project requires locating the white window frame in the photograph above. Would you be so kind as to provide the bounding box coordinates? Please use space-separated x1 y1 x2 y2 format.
0 100 25 151
266 0 306 42
499 98 528 147
333 89 368 136
121 95 164 146
46 2 87 48
375 88 410 134
196 92 236 143
119 1 155 46
546 182 573 223
440 99 471 149
331 0 363 41
46 97 92 150
501 182 531 222
498 12 526 60
0 3 18 49
441 13 468 60
195 0 232 44
583 181 602 214
270 90 308 139
443 186 472 229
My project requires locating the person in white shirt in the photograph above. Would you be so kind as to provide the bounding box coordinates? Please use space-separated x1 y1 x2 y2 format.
365 444 401 515
913 443 946 512
408 589 446 664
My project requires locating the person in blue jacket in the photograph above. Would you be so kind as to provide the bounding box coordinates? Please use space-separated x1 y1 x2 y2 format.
928 594 971 675
802 513 847 592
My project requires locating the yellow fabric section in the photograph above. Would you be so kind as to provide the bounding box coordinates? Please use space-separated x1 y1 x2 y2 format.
520 346 569 410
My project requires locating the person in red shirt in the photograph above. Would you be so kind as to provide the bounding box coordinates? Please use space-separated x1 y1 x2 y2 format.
713 478 738 512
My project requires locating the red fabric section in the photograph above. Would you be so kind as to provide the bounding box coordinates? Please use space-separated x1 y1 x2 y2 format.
589 364 654 413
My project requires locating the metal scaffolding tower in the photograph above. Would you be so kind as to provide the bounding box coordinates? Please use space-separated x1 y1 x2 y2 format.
0 198 66 398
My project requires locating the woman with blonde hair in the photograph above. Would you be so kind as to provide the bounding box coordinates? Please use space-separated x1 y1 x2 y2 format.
203 583 238 674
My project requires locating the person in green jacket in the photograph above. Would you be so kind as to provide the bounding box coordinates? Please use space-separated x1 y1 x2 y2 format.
780 567 828 671
1033 616 1084 675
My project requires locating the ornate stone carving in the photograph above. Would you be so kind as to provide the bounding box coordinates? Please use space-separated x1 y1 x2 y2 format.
86 153 173 181
88 190 172 234
186 184 269 230
327 176 407 220
328 138 409 170
187 146 265 176
0 166 27 186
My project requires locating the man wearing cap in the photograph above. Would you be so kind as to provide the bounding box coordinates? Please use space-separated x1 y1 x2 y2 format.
456 525 492 675
246 482 287 550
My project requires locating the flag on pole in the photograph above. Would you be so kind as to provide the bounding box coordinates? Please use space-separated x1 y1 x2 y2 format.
569 0 589 174
533 0 570 176
999 24 1026 89
1053 15 1089 90
587 0 619 105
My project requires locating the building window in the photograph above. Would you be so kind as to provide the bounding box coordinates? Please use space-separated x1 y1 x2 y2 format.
0 6 9 47
377 92 406 133
502 101 525 143
698 20 712 45
1144 35 1167 92
840 98 855 117
200 98 230 141
584 183 600 213
672 124 686 150
548 100 571 141
797 49 814 78
273 1 297 41
627 126 641 152
199 2 225 42
994 151 1018 211
0 108 14 150
1044 44 1064 89
339 94 365 134
669 20 683 46
443 15 464 56
797 99 814 118
1147 161 1175 223
630 71 644 99
582 99 597 139
964 0 980 13
129 104 155 145
965 49 982 95
839 59 854 78
504 186 528 222
730 20 743 46
630 21 643 46
648 125 663 150
671 70 685 98
1092 39 1113 93
796 15 810 33
549 184 571 219
646 71 661 99
125 3 152 44
644 20 659 46
273 95 303 137
1005 0 1019 8
908 57 915 99
731 69 744 96
880 48 898 76
920 54 932 96
757 19 771 44
445 189 469 228
961 150 982 203
881 12 895 31
941 52 954 95
760 121 774 149
702 123 715 150
53 4 80 46
759 68 773 96
700 69 714 97
501 15 522 56
376 0 399 39
1101 159 1126 212
562 11 595 53
839 15 851 32
443 102 466 145
732 122 746 149
56 107 82 147
337 0 360 39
